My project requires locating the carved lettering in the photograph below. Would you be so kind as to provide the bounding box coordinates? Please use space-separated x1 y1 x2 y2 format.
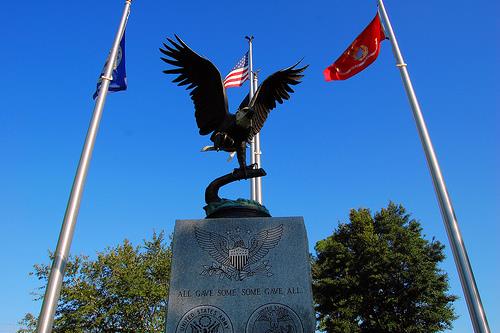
176 285 302 301
264 287 284 295
287 287 302 294
177 305 232 332
194 289 213 297
241 288 261 296
217 288 237 296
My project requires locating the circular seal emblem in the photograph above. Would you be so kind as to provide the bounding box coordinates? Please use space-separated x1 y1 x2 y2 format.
352 44 369 61
114 46 123 70
176 305 233 333
246 303 303 333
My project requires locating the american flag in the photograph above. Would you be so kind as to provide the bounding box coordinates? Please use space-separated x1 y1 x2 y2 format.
223 52 249 88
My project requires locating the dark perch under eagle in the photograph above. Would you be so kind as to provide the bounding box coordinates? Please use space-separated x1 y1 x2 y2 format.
160 35 307 204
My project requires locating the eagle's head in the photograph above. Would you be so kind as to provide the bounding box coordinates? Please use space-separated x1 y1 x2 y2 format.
235 106 254 128
233 239 245 248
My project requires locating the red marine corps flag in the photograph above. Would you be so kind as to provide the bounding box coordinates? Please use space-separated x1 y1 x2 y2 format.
324 13 386 81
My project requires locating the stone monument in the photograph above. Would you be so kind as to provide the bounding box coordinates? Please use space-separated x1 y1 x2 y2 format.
165 217 315 333
160 35 314 332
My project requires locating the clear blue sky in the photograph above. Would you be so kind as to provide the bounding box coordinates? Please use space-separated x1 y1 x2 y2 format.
1 0 498 332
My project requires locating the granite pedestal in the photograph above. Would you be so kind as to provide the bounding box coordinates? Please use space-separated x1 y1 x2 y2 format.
165 217 315 333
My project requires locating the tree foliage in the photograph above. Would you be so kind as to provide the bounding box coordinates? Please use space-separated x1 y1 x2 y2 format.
18 231 171 333
312 203 457 333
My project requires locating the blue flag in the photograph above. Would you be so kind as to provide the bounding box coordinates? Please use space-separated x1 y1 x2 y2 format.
93 32 127 99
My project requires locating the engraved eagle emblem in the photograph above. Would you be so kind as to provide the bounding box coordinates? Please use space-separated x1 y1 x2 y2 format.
190 321 220 333
194 224 284 281
255 307 296 333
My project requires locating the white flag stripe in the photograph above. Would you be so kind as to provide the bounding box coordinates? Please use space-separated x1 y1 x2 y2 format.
225 81 248 88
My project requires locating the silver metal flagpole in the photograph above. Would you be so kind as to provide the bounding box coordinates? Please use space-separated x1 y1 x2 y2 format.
36 1 132 332
246 36 258 201
377 1 490 332
253 73 263 204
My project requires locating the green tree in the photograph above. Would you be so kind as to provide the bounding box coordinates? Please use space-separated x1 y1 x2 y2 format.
312 203 457 333
18 231 171 333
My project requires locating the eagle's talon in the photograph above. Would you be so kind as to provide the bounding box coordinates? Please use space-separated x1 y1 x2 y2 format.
241 167 249 179
232 167 249 178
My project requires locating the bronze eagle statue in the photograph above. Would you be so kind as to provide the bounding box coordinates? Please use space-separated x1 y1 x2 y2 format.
160 35 307 174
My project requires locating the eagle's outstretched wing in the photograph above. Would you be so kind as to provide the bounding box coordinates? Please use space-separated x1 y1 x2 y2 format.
194 227 231 267
240 62 307 140
246 224 284 266
160 35 229 135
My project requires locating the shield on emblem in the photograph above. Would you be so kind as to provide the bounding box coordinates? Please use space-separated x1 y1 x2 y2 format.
229 247 249 270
